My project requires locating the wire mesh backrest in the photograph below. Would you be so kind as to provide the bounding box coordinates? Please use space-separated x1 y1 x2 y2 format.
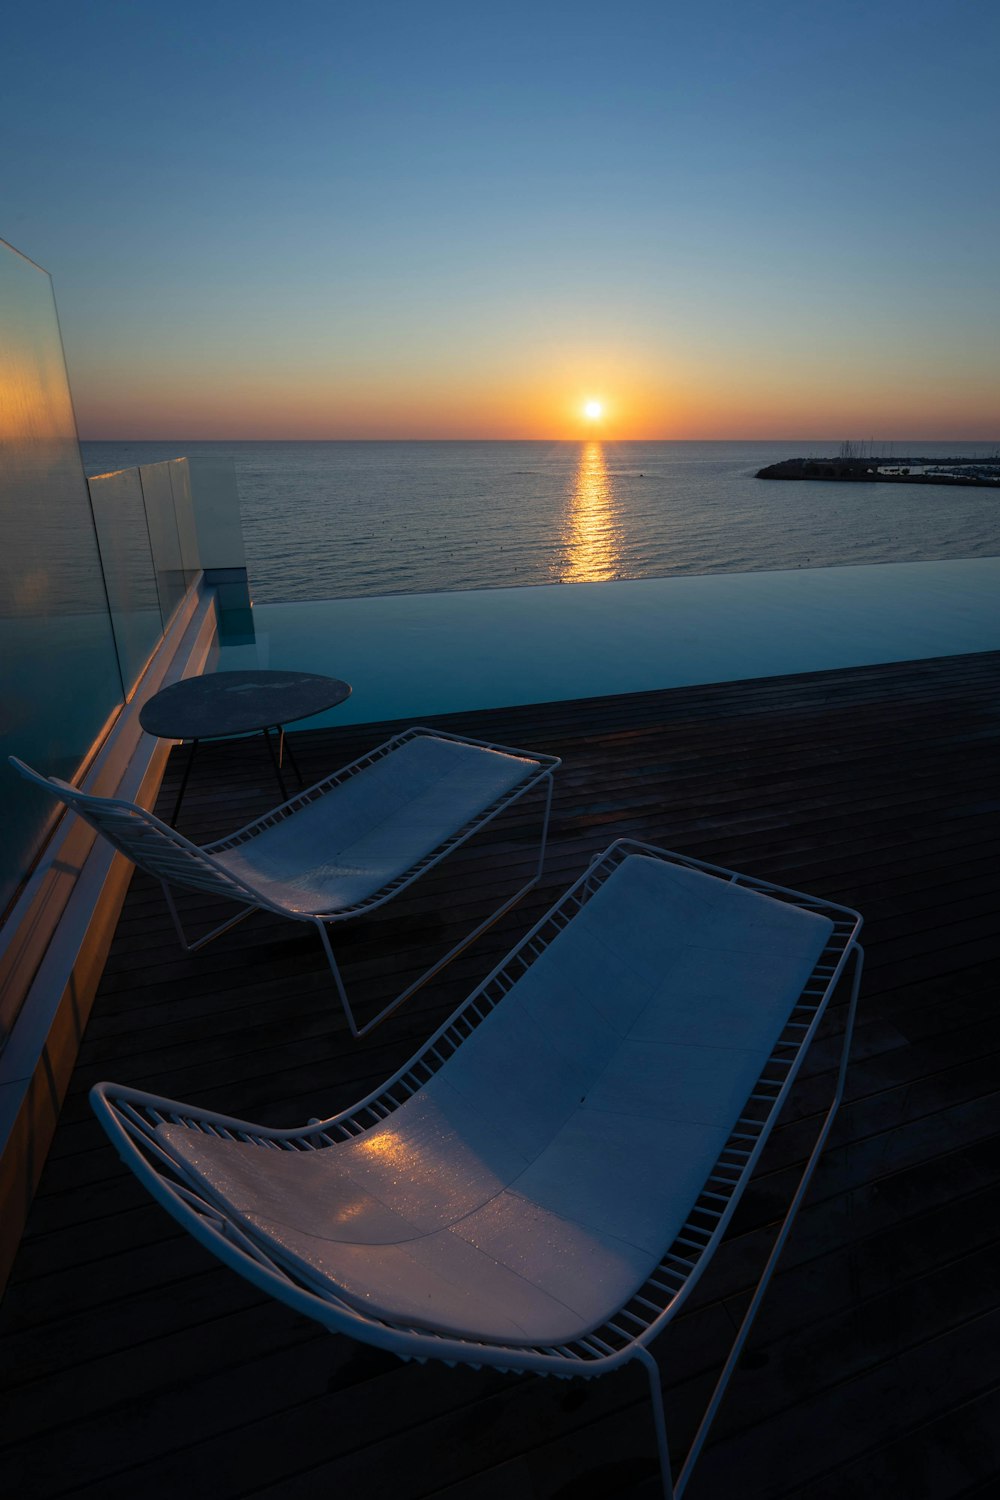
8 758 260 903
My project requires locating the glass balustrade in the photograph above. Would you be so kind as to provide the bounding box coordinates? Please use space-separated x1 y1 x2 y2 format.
88 465 163 693
0 240 125 923
0 237 243 957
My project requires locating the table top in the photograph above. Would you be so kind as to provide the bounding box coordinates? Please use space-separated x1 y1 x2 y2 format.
139 670 352 740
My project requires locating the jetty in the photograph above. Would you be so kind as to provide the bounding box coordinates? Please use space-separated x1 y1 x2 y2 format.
757 456 1000 487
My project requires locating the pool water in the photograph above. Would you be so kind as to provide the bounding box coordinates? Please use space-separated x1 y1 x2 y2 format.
214 557 1000 729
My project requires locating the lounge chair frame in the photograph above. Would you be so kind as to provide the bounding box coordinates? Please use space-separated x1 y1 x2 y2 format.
11 726 559 1036
92 840 863 1497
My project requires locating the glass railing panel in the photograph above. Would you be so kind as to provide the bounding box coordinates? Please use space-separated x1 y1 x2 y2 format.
139 461 187 627
88 467 164 696
0 239 125 921
168 459 201 588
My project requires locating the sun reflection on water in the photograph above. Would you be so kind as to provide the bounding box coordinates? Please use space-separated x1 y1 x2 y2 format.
560 441 622 583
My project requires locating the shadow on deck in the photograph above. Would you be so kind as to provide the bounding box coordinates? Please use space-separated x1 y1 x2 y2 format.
3 650 1000 1499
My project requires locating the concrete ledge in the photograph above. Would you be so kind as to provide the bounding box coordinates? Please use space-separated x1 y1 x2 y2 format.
0 579 220 1293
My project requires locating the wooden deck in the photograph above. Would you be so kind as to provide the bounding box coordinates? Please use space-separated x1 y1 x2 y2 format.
3 649 1000 1499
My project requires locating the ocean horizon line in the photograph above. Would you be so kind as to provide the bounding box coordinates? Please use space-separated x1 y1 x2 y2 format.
80 435 999 446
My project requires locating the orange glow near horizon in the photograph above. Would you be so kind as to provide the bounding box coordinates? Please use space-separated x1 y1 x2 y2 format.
68 346 1000 443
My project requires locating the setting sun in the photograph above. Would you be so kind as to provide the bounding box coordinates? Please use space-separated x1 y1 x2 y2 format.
583 399 603 420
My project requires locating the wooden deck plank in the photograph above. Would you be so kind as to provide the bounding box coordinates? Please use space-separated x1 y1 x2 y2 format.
795 1384 1000 1499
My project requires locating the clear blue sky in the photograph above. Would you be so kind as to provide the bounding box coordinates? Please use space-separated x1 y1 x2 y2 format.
3 0 998 438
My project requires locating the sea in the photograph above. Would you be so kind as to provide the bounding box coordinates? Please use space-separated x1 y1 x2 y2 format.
80 440 1000 604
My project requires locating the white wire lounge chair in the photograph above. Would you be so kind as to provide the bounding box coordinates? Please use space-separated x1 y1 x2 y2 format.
91 839 863 1497
10 726 560 1036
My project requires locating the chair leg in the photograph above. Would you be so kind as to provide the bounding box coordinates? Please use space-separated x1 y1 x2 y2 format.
162 883 258 954
314 871 543 1037
671 943 865 1497
635 1347 675 1500
313 921 365 1035
315 772 558 1037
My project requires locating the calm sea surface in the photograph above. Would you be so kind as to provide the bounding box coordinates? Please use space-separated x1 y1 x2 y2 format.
81 440 1000 604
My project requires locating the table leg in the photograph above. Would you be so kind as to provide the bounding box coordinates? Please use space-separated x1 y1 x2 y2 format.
277 725 305 787
170 739 199 827
262 726 289 802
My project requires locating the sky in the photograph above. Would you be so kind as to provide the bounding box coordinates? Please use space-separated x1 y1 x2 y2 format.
3 0 999 441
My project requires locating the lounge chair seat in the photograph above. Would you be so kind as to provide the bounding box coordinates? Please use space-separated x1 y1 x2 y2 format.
11 725 559 1035
210 731 545 913
92 841 864 1496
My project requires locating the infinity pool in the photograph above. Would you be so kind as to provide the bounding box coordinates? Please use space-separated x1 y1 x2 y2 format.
214 556 1000 728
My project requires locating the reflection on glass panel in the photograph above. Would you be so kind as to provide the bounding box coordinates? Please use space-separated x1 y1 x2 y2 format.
168 459 200 587
139 461 186 626
561 442 622 582
0 238 124 920
89 468 163 694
